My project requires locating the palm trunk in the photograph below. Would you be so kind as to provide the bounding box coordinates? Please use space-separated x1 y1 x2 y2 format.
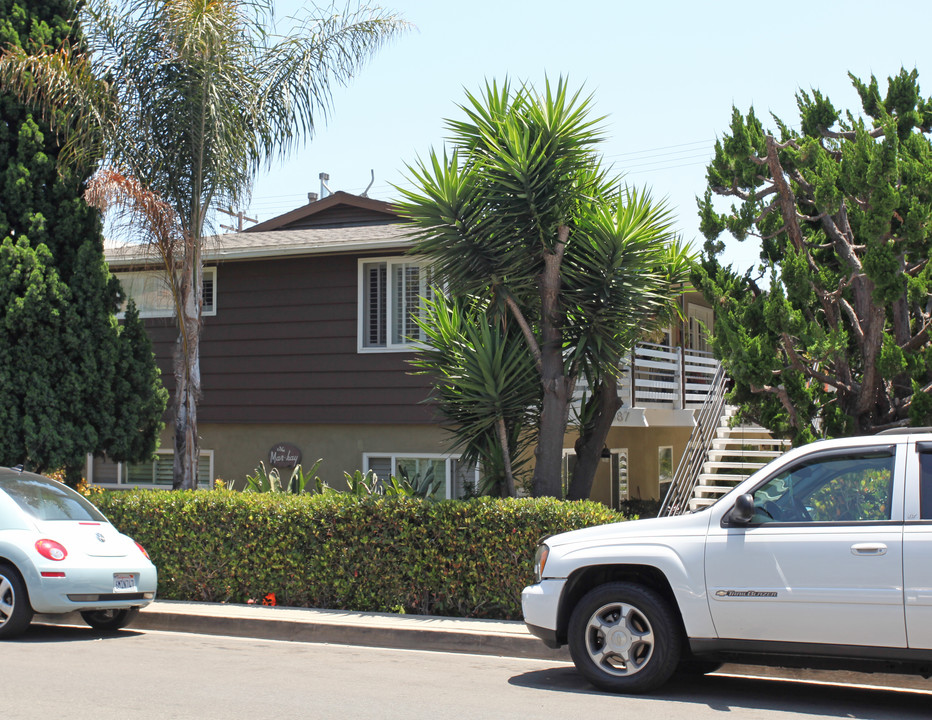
172 253 202 490
568 376 622 501
531 227 572 498
495 417 517 497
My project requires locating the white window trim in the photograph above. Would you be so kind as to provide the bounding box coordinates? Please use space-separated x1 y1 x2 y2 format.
357 256 432 353
116 266 218 319
362 452 478 499
86 449 215 489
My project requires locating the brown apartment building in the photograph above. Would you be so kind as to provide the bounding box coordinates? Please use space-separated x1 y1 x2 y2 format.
88 191 718 506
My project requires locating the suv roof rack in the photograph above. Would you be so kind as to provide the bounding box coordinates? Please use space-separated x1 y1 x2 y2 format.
876 427 932 435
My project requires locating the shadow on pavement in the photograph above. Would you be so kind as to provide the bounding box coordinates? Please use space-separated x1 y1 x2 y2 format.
508 667 932 718
11 623 144 644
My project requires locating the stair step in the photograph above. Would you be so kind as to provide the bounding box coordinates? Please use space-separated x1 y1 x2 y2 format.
694 485 737 495
689 497 719 510
706 449 783 459
703 460 769 470
697 473 750 483
716 426 773 437
711 437 789 449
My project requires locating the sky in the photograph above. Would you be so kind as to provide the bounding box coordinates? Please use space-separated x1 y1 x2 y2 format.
241 0 932 273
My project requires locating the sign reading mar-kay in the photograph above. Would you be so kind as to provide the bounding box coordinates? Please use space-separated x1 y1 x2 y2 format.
269 442 302 468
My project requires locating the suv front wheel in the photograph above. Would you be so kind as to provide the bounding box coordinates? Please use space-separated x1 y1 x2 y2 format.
568 581 681 693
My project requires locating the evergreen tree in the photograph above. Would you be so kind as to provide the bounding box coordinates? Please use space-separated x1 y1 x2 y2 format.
0 0 167 480
695 69 932 442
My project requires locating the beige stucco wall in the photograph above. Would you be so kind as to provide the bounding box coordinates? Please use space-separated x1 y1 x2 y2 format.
154 417 691 503
562 425 692 502
168 423 452 490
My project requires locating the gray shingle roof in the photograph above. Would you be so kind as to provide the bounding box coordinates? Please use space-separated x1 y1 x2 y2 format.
105 224 417 267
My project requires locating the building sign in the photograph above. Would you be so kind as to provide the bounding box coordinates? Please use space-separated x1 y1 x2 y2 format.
269 442 302 468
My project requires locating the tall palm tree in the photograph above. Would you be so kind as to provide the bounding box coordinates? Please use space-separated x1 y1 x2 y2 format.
0 0 408 488
398 79 691 498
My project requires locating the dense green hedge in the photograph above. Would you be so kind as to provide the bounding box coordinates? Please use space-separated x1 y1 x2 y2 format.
94 490 626 620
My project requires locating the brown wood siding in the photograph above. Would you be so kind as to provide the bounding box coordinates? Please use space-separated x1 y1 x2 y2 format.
283 205 399 230
142 253 438 425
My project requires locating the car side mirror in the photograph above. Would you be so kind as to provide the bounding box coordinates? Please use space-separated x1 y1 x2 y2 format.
728 493 756 525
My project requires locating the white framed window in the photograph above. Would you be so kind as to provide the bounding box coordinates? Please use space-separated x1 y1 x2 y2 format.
115 267 217 319
86 450 214 488
687 303 714 353
562 448 629 506
363 453 478 499
358 257 434 352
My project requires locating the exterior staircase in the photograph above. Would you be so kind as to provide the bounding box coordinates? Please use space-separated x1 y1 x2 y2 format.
687 407 790 511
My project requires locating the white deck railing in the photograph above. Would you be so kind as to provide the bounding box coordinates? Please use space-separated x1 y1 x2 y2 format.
573 342 720 412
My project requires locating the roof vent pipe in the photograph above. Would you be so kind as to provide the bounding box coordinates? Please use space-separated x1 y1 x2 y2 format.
361 169 375 198
319 172 331 199
307 192 318 203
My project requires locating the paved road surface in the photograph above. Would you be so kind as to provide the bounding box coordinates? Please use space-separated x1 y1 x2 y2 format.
8 624 932 719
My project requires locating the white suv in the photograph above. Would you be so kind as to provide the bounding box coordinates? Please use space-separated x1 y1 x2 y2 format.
522 430 932 693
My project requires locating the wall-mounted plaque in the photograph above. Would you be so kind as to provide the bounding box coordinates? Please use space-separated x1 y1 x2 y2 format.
269 442 302 468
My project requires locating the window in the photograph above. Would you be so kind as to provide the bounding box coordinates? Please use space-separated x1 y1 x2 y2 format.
115 267 217 318
687 303 714 353
86 450 214 488
658 446 673 484
0 475 107 522
359 258 434 351
562 448 629 507
363 453 478 499
919 444 932 520
750 448 895 524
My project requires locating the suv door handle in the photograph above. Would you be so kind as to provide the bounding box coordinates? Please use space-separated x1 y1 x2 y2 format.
851 543 887 556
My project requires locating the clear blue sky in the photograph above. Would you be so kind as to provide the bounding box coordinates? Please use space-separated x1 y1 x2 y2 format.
244 0 932 272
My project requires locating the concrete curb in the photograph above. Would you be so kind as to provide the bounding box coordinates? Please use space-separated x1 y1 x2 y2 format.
42 600 572 662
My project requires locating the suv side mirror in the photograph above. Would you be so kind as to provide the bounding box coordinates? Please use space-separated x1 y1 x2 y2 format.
728 493 756 525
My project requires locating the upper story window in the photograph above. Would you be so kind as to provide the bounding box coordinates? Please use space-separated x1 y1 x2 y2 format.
358 257 434 352
114 267 217 319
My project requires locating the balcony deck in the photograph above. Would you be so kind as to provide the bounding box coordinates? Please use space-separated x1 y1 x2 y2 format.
573 342 720 423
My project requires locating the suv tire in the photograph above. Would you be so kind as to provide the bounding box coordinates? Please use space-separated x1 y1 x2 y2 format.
568 581 681 693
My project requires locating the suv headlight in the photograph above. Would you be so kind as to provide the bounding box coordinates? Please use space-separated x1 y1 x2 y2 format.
533 543 550 583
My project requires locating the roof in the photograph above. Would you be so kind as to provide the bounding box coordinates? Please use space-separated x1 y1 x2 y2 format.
104 192 416 267
105 224 416 267
244 191 400 232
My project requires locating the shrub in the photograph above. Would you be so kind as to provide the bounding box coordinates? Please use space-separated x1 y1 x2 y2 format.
94 491 626 620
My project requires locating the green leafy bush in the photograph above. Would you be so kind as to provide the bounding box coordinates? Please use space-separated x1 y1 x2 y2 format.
94 491 626 619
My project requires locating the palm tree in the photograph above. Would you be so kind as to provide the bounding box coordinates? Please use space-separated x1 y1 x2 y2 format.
0 0 408 488
398 78 691 498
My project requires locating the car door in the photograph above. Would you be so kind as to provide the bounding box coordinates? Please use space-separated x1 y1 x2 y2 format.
904 440 932 649
705 444 906 648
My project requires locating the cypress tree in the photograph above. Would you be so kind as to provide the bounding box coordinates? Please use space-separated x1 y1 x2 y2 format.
0 0 167 480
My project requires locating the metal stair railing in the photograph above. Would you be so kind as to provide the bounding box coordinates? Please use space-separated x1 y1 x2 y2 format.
658 364 728 517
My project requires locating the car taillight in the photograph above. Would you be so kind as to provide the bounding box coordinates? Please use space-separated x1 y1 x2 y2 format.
35 539 68 561
135 541 150 560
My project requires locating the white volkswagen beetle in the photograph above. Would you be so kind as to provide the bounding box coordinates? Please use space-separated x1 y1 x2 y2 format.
0 467 157 638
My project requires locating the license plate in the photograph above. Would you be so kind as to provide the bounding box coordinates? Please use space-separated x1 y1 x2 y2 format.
113 574 137 592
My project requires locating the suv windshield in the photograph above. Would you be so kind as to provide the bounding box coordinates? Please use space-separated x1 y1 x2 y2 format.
0 474 107 522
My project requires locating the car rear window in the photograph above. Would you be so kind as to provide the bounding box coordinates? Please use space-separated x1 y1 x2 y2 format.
0 475 107 522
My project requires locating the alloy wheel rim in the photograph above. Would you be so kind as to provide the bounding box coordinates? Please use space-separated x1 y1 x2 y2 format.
584 601 655 677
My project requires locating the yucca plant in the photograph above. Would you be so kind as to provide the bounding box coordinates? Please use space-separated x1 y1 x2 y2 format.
399 78 692 499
